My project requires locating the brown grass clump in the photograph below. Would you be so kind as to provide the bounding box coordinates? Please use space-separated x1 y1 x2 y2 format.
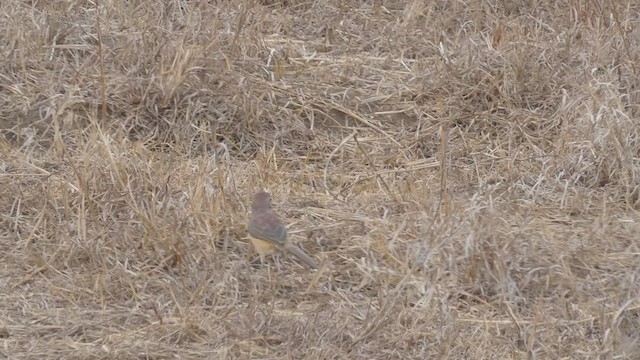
1 0 640 358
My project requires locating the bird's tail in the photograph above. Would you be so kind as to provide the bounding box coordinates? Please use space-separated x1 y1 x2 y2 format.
284 243 318 269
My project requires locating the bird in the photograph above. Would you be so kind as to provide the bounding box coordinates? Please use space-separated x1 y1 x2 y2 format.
248 192 318 269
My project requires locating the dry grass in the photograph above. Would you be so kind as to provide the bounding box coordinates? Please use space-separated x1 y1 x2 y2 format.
1 0 639 358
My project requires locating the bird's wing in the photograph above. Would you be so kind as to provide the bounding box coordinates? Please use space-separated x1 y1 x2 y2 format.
248 213 287 244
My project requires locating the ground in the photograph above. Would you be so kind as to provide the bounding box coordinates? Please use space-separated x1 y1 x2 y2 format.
1 0 639 359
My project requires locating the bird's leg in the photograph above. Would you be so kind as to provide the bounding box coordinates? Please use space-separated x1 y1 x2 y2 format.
273 253 282 272
259 253 266 268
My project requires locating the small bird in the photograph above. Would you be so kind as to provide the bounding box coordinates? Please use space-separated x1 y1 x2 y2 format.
248 192 317 269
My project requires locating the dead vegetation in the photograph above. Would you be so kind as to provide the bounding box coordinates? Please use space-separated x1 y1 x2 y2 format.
1 0 639 358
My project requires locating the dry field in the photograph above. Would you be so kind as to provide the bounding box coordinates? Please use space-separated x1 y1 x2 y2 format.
1 0 640 358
